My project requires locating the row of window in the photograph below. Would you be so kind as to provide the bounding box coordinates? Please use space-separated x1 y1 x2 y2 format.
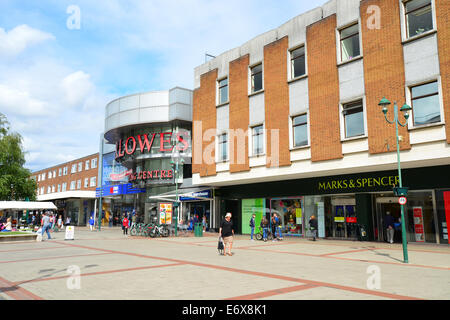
37 158 97 182
216 0 435 104
217 79 442 161
37 177 97 195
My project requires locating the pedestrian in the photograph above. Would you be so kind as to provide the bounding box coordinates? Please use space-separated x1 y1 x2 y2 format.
89 215 95 231
202 215 207 232
260 217 269 242
32 214 36 226
131 213 137 229
57 215 63 230
383 211 395 244
274 213 283 241
50 213 55 231
309 215 318 241
249 214 256 241
122 215 129 235
1 217 12 232
271 214 277 240
219 213 235 256
42 212 52 240
65 215 71 226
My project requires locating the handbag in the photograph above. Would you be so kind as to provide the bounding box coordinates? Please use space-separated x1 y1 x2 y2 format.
218 237 224 250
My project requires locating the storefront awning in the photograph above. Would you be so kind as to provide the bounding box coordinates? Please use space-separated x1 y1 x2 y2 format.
0 201 57 210
148 188 213 202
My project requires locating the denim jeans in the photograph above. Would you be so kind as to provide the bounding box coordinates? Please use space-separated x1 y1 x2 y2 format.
43 224 51 239
276 226 283 239
263 227 269 239
250 227 255 239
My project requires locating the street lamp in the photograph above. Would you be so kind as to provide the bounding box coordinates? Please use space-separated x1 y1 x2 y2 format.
378 97 411 263
170 127 185 237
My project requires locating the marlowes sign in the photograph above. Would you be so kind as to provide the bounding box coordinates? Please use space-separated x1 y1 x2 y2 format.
115 131 190 160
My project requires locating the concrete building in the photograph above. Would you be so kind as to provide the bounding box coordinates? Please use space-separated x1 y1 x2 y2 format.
31 153 99 226
192 0 450 243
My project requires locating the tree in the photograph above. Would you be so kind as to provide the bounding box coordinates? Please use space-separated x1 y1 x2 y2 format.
0 113 37 201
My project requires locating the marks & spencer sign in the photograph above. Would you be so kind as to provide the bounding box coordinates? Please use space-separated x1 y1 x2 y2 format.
318 175 400 192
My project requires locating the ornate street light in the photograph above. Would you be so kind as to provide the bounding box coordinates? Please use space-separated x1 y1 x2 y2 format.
378 97 411 263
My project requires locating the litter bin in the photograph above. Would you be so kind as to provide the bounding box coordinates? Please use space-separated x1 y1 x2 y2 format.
357 224 368 241
194 223 203 237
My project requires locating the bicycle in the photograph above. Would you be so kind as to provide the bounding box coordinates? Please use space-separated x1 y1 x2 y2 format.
255 226 273 241
148 224 169 238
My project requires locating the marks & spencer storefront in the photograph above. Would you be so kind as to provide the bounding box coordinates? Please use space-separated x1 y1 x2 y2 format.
216 165 450 244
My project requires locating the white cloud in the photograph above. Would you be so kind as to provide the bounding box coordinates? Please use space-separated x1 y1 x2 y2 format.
0 24 55 58
61 71 94 108
0 84 49 116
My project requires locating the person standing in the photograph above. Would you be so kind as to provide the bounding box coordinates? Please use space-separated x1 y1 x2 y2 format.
261 218 269 242
249 214 256 241
131 213 137 230
309 215 318 241
89 215 95 231
202 215 207 232
65 215 71 226
1 217 12 232
122 215 129 235
219 213 235 256
274 213 283 241
57 215 63 229
384 211 395 244
42 212 52 240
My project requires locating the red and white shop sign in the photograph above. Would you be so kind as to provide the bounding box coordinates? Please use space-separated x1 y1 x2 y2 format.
413 207 425 242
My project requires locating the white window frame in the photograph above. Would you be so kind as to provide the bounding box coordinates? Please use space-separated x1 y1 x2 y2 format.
249 124 265 157
215 131 229 163
337 21 363 64
84 178 89 188
85 160 90 170
59 168 62 176
71 164 77 174
78 162 83 172
91 158 97 169
47 186 51 194
62 183 67 192
63 167 68 175
70 181 76 190
48 171 52 179
77 179 81 189
248 62 264 95
217 77 229 106
339 97 368 141
289 112 310 149
57 184 61 193
406 77 444 129
52 185 55 193
400 0 437 42
41 173 45 181
288 44 307 81
38 175 41 182
41 187 44 195
90 177 97 187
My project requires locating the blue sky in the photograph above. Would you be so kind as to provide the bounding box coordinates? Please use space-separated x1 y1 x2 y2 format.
0 0 326 172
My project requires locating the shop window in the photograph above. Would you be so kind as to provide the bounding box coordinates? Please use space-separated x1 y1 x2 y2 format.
218 133 228 162
342 100 365 138
218 78 228 105
292 114 308 147
290 46 306 79
340 23 360 62
411 81 440 126
404 0 433 38
270 198 304 236
250 63 263 93
252 125 264 156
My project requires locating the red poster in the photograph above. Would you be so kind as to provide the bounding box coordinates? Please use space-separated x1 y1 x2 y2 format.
444 192 450 244
413 207 425 242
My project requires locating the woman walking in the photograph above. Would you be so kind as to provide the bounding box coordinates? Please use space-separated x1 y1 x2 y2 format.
219 213 234 256
260 218 269 242
122 215 129 235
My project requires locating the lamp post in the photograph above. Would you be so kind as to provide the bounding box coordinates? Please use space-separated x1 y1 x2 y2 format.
170 127 184 237
378 97 411 264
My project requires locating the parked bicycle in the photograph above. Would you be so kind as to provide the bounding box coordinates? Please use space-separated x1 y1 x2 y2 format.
255 226 273 241
148 224 169 238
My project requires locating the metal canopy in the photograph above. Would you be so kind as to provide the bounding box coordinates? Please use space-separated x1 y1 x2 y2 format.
148 188 213 202
0 201 57 210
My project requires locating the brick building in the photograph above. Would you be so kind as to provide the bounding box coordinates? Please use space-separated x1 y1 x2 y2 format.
192 0 450 244
31 153 99 226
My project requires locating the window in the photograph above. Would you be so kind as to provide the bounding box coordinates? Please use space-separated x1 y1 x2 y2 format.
342 100 365 138
59 168 62 176
91 158 97 169
63 167 68 175
292 114 308 147
84 178 89 188
57 184 61 193
90 177 97 187
290 46 306 78
38 175 41 182
411 81 440 126
404 0 433 38
40 187 44 195
252 125 264 156
48 171 52 179
218 133 228 162
78 162 82 172
77 180 81 189
71 164 77 174
70 181 76 190
218 78 229 105
85 160 89 170
62 183 67 192
42 173 45 181
251 64 263 93
52 185 55 193
340 23 360 62
47 186 51 194
53 170 56 178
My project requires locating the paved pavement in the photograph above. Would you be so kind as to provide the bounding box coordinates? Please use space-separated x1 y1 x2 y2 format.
0 227 449 300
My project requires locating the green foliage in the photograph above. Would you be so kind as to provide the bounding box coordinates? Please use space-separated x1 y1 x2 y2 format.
0 113 37 201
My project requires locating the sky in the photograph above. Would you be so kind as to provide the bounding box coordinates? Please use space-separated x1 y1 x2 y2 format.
0 0 326 172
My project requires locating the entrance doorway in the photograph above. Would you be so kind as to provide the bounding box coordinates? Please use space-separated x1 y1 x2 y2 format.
330 196 357 239
375 198 402 243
